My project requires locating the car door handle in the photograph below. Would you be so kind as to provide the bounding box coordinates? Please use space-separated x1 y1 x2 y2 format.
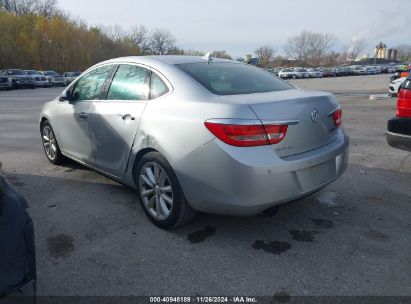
121 114 135 121
79 112 89 120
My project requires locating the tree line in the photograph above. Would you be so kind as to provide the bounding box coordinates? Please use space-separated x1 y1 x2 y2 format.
0 0 232 72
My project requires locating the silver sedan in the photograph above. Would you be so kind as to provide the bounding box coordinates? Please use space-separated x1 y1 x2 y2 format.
39 56 349 228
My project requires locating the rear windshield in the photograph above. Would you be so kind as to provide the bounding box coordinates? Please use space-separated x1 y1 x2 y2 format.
177 62 293 95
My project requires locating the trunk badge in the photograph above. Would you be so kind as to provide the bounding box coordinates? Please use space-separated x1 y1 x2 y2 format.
311 109 320 123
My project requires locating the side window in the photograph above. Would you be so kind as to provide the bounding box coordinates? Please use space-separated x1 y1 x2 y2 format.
107 65 149 101
71 65 114 102
150 73 169 99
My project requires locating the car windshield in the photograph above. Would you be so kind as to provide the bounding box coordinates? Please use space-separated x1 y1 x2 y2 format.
283 69 292 72
177 63 293 95
9 70 25 75
44 71 58 76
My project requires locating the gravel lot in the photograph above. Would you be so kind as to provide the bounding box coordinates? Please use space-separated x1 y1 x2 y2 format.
0 74 410 297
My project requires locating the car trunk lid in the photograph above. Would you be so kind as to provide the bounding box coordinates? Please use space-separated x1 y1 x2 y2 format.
216 89 340 157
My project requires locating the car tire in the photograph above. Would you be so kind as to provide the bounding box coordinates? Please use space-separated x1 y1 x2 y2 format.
136 152 197 229
40 121 65 165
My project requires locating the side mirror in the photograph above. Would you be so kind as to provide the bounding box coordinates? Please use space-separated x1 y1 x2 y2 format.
59 90 70 102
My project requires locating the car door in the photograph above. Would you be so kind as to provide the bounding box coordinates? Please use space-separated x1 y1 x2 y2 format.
90 64 157 177
56 65 115 163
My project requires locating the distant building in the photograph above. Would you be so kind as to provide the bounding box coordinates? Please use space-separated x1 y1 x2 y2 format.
374 42 398 61
244 55 259 66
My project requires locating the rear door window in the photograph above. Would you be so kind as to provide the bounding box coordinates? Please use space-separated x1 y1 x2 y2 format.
106 65 150 101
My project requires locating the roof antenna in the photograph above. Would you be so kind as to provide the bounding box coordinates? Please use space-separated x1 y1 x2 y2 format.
202 52 213 63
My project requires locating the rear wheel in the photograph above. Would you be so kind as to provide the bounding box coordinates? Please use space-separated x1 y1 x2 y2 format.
41 121 65 165
136 152 196 229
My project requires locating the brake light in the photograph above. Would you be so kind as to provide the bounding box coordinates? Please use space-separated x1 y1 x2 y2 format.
333 108 342 127
396 89 411 118
205 122 288 147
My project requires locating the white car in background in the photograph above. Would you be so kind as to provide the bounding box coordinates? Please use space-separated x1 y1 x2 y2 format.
307 68 323 78
278 68 296 79
389 77 406 97
39 71 66 87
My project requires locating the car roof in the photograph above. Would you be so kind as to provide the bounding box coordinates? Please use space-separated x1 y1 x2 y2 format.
101 55 236 66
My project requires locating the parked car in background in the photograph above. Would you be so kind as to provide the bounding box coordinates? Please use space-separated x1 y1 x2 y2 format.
366 66 380 75
307 68 323 78
388 65 397 73
294 68 310 79
351 66 367 76
25 70 49 88
63 71 82 85
40 56 349 228
0 161 36 301
0 75 13 90
39 71 66 87
0 69 34 89
387 74 411 151
389 77 406 97
321 68 334 77
278 68 296 79
334 67 350 77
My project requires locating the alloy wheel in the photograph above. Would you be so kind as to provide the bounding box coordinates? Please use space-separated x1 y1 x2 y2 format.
42 125 58 161
139 162 174 220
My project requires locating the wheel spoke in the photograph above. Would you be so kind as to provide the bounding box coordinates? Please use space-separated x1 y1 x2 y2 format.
145 167 156 185
161 193 173 206
155 196 162 218
159 197 170 216
141 188 154 197
160 185 172 193
141 174 154 188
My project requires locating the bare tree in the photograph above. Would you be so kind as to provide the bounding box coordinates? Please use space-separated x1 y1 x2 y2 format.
396 44 411 63
346 39 366 62
129 25 148 53
255 45 276 67
1 0 57 16
146 28 176 55
212 50 232 59
183 49 205 56
285 31 335 66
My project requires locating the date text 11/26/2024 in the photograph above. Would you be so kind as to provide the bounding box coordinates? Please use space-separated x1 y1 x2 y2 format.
150 297 258 303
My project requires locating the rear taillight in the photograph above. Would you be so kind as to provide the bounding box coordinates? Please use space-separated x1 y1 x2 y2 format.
333 108 342 127
396 89 411 118
204 122 288 147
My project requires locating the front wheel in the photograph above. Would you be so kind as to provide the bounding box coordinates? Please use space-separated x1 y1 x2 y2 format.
136 152 196 229
41 121 65 165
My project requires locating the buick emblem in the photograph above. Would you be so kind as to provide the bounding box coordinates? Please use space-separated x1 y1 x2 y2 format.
310 109 320 123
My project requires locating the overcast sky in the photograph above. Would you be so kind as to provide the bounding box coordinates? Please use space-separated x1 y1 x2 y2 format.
57 0 409 58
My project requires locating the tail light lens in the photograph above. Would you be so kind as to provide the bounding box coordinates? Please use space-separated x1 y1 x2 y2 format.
205 122 288 147
333 108 342 127
396 89 411 118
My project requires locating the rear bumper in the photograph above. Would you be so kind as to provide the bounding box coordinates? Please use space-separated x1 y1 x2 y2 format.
175 129 349 216
387 117 411 151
